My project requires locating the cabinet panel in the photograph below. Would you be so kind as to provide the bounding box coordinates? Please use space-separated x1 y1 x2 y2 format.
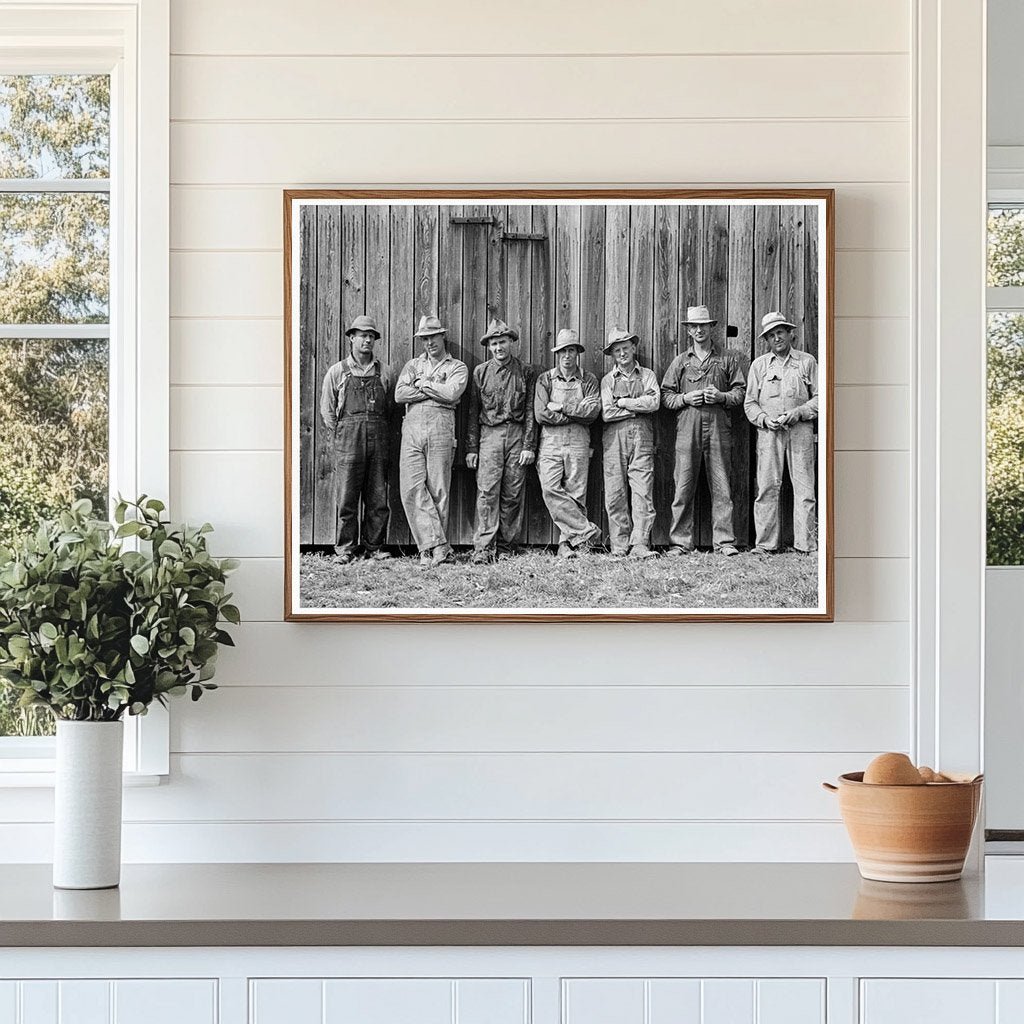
19 984 56 1024
702 980 754 1024
861 981 996 1023
757 980 825 1024
997 981 1024 1022
323 980 451 1024
455 980 529 1024
563 980 645 1024
648 980 702 1023
250 980 322 1024
0 983 16 1024
58 982 109 1024
113 981 217 1024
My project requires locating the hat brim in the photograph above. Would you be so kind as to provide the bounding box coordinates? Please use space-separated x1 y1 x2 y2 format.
603 336 639 354
757 321 797 338
552 343 585 354
346 328 381 340
682 319 717 326
481 331 519 345
415 328 447 338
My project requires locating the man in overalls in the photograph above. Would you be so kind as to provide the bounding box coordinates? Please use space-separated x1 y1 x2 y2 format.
319 314 395 564
600 328 661 558
395 315 469 567
744 310 819 554
465 318 538 564
534 328 602 558
660 305 746 557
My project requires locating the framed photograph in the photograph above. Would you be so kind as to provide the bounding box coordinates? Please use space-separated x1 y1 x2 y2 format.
284 189 834 622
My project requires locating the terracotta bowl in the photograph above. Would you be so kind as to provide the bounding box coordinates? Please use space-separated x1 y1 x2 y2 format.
823 772 983 883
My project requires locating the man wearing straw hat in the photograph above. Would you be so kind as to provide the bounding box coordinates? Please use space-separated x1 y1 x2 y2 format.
660 305 746 557
465 318 538 564
744 310 819 554
319 314 396 564
534 328 603 558
600 328 661 558
394 315 469 567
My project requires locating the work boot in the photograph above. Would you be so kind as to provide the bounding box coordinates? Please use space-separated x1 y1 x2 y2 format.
557 542 577 559
365 549 392 561
718 545 739 557
630 544 657 559
332 550 357 565
470 549 493 565
665 546 692 557
419 550 433 568
430 544 452 567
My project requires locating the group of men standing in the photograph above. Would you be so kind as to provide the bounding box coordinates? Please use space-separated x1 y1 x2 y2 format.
319 306 819 567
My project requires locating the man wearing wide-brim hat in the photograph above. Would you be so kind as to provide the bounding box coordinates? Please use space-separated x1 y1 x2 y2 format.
660 305 747 557
599 328 661 557
394 315 469 567
534 328 603 557
465 318 538 563
319 313 396 564
744 311 819 553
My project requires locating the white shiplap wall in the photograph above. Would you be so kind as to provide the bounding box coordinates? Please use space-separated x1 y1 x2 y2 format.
9 0 917 862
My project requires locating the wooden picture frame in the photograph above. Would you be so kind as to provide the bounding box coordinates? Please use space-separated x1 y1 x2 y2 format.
284 189 834 622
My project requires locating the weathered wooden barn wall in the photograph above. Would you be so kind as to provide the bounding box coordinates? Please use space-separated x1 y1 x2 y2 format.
300 201 819 550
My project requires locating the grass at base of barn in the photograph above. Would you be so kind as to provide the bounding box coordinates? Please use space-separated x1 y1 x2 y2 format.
298 547 819 611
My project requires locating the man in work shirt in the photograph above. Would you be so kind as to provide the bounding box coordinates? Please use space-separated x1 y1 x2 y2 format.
395 315 469 567
319 313 395 564
600 328 661 558
534 328 602 558
660 305 746 557
744 310 819 554
465 318 538 564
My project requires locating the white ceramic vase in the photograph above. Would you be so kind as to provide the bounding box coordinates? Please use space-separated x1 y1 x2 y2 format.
53 720 124 890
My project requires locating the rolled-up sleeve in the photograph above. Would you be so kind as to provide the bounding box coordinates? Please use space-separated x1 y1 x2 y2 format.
744 362 767 427
798 354 819 420
620 367 660 413
723 355 747 408
660 356 687 411
522 365 540 453
421 359 469 405
320 365 341 430
466 365 484 454
534 371 569 425
567 374 601 424
395 359 426 405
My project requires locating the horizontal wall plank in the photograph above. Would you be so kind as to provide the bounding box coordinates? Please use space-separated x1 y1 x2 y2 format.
834 385 909 451
171 684 909 754
170 384 898 454
171 54 909 121
171 315 911 389
212 621 909 686
122 752 872 820
834 318 909 385
171 319 284 385
170 0 909 56
170 184 909 252
834 250 909 318
834 558 909 621
171 385 282 450
0 820 856 863
232 556 909 623
175 448 906 558
171 249 906 321
171 121 909 185
834 451 910 557
170 451 283 557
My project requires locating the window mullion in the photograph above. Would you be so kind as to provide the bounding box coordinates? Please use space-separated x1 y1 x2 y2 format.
0 324 110 339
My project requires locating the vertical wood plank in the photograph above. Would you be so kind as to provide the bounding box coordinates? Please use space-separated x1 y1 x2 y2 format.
555 204 582 333
487 204 508 325
580 204 608 544
604 203 631 343
756 980 825 1024
652 204 680 546
342 203 366 327
804 203 821 362
753 205 781 359
728 204 755 548
528 203 557 544
779 204 806 342
697 203 731 548
679 203 704 313
628 203 655 348
312 204 342 546
388 205 415 547
365 203 390 358
702 979 755 1024
648 980 701 1024
414 204 439 330
298 204 316 545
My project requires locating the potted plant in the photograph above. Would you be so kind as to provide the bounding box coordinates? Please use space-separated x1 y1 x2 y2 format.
0 496 239 889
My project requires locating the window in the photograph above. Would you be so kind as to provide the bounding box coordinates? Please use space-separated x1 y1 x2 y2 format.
987 205 1024 565
0 3 169 777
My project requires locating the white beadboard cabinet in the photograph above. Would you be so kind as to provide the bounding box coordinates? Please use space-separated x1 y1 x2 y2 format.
5 950 1024 1024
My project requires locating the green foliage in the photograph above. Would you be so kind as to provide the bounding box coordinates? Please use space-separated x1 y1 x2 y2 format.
0 497 239 723
987 314 1024 565
989 209 1024 288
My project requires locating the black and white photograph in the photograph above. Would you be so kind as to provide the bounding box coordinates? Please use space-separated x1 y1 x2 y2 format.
285 190 833 621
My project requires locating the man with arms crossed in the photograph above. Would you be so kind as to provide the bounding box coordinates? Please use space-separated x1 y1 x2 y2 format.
534 329 602 558
600 328 661 558
660 305 745 557
319 314 395 564
394 315 469 567
465 318 538 564
744 310 819 554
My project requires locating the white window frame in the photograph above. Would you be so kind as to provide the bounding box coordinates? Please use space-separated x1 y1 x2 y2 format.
0 0 169 783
